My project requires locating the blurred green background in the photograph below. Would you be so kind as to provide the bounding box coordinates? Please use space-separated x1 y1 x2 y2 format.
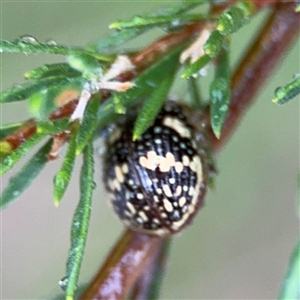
1 1 299 299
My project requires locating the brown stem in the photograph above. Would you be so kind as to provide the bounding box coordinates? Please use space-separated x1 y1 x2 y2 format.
78 229 161 300
209 1 300 151
129 238 171 300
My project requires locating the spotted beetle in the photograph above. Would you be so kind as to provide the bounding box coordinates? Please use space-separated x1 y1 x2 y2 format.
103 101 210 236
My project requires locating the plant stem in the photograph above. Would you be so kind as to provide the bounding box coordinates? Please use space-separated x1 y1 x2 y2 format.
78 229 161 300
129 238 172 300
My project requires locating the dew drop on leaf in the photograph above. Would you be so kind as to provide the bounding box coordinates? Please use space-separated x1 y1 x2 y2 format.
18 35 39 44
12 190 20 197
58 276 69 291
45 39 57 46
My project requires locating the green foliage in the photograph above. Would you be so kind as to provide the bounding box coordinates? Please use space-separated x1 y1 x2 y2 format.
210 45 230 138
278 240 300 300
272 76 300 105
0 122 22 139
37 119 70 135
76 96 101 155
216 2 251 35
110 14 207 30
1 76 80 104
28 78 84 119
181 54 212 79
0 133 48 175
187 77 203 108
110 0 207 30
64 143 94 299
53 123 79 206
0 139 53 209
204 30 223 58
133 73 176 140
25 63 81 80
0 39 112 61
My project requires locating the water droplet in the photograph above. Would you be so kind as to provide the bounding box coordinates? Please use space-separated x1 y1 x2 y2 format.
58 276 68 291
171 19 180 27
274 86 283 97
198 68 207 77
145 79 156 87
18 35 39 44
45 39 57 46
12 190 20 197
220 104 228 112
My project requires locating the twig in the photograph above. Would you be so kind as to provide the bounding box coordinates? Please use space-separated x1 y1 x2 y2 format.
78 229 161 300
129 238 172 300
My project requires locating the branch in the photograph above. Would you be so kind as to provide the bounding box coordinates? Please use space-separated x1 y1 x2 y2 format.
78 229 162 300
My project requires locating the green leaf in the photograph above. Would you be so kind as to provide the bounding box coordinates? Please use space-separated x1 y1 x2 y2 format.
181 54 211 79
0 76 82 104
110 0 207 30
0 122 22 140
110 14 207 30
64 142 94 299
67 54 103 78
0 133 47 175
278 240 300 300
187 77 203 108
203 30 224 58
112 92 126 114
133 73 175 140
88 28 147 53
28 77 84 120
76 96 100 155
0 39 113 62
0 139 52 210
37 119 70 135
217 2 251 35
210 46 230 138
53 123 79 206
25 63 80 80
272 76 300 105
155 0 207 16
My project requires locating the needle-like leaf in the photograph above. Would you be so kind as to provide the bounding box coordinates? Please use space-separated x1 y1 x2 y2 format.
278 240 300 300
132 73 175 140
210 45 230 138
0 139 52 209
0 39 113 62
272 76 300 105
63 142 94 300
0 133 48 175
53 123 79 206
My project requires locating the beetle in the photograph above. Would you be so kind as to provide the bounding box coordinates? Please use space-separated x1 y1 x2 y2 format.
103 101 213 236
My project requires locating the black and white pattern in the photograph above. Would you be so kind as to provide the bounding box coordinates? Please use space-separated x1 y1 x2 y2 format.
103 102 208 236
